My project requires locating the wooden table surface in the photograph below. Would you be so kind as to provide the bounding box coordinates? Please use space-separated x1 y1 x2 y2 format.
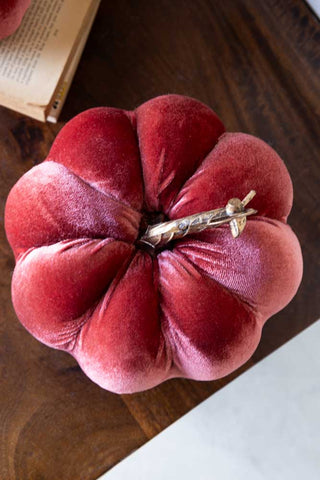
1 1 319 479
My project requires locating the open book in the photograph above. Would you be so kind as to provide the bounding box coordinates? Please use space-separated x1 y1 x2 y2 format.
0 0 101 122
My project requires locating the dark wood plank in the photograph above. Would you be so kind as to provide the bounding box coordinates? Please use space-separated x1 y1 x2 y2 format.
1 0 319 478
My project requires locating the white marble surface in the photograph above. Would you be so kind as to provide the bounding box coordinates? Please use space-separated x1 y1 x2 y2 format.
306 0 320 18
99 320 320 480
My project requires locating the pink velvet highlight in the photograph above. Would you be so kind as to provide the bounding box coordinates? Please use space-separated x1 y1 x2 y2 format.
5 161 141 257
5 94 303 393
0 0 30 40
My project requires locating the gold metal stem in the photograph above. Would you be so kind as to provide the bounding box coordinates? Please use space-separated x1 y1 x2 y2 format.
138 190 257 248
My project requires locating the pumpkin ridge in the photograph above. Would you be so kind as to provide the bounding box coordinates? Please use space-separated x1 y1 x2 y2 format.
47 157 141 216
71 248 138 354
123 109 147 213
167 131 225 215
174 247 257 319
151 255 175 376
12 238 135 350
125 109 149 214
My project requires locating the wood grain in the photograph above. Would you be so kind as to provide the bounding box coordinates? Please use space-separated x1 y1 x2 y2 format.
1 0 319 478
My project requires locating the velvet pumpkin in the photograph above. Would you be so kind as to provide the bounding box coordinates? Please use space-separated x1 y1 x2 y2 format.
5 94 303 393
0 0 30 40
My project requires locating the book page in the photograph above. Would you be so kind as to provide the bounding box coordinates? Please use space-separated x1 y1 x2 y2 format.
47 0 101 122
0 0 93 107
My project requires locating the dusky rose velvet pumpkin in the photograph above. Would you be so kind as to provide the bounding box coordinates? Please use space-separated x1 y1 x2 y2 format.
5 94 303 393
0 0 30 40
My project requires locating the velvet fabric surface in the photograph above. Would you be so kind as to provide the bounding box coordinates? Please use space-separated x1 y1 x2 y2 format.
0 0 30 40
5 95 303 393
